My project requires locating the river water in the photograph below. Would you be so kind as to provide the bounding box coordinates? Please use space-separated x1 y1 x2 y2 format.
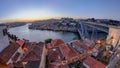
8 24 78 42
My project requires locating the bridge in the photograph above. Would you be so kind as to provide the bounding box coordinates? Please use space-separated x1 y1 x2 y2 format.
77 21 120 41
77 21 120 68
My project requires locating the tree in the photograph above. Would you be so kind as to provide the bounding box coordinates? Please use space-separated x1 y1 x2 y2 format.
45 38 52 43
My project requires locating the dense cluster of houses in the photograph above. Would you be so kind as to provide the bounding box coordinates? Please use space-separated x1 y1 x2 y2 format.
0 28 106 68
0 24 120 68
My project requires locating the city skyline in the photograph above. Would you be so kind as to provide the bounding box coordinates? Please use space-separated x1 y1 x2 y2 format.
0 0 120 22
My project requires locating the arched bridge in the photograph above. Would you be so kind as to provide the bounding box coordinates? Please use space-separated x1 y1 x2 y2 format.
77 21 120 40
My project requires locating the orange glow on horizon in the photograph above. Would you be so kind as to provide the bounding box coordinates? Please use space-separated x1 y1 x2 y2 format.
0 17 61 23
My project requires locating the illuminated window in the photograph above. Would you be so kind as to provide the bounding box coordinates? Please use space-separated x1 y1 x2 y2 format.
110 35 114 45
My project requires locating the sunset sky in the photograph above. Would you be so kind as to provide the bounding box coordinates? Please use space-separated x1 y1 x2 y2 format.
0 0 120 22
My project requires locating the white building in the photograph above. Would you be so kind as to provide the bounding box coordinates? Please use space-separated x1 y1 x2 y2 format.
106 26 120 47
106 26 120 68
0 25 9 52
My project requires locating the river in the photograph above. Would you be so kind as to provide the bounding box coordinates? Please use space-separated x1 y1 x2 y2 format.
8 24 79 42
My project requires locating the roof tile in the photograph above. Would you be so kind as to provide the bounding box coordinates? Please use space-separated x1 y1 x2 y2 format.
0 43 20 63
16 40 25 46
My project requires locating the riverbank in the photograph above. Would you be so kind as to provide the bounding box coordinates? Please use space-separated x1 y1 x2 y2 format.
8 24 78 42
29 18 78 32
7 22 26 28
29 24 77 32
0 22 26 28
28 18 107 33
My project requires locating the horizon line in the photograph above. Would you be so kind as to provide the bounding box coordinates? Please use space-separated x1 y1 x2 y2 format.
0 17 120 23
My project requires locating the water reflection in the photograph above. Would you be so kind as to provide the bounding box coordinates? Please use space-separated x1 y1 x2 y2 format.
8 24 78 42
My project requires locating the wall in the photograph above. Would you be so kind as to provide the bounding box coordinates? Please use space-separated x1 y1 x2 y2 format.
39 45 46 68
107 27 120 47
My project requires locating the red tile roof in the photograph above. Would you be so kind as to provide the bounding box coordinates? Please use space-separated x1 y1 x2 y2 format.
22 42 44 62
13 61 23 68
0 42 20 63
0 63 11 68
13 42 45 68
48 39 64 48
24 42 34 50
46 43 52 48
48 63 69 68
73 41 92 51
22 51 40 62
12 52 20 62
83 56 106 68
48 63 58 68
16 40 25 46
59 44 79 59
52 39 64 45
58 64 69 68
48 47 63 63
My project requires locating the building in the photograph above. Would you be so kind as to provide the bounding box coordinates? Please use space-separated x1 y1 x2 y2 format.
46 39 64 48
59 43 80 64
16 39 25 47
0 36 46 68
13 42 46 68
47 39 69 68
0 42 21 64
72 40 92 55
105 26 120 68
48 47 63 63
0 25 25 67
106 27 120 47
47 39 82 68
47 47 69 68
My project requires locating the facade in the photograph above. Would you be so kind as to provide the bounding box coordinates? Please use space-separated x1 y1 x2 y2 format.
39 43 46 68
107 27 120 47
103 26 120 68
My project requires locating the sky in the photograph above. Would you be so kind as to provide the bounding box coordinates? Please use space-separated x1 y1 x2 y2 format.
0 0 120 22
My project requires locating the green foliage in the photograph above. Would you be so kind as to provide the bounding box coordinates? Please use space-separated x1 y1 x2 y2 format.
8 33 18 41
45 38 52 43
